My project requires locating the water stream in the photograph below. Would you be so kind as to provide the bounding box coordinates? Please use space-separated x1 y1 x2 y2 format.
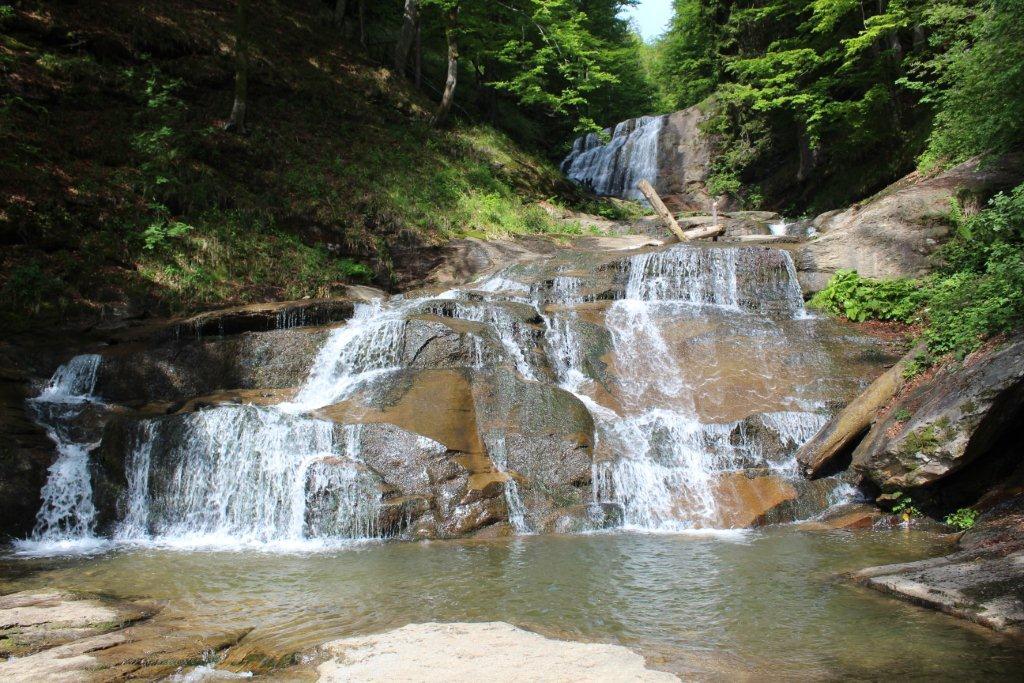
6 240 1023 677
17 242 884 551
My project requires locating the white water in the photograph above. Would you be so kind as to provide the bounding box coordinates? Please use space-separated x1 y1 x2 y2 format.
561 116 664 200
578 246 821 530
24 355 103 544
20 242 842 551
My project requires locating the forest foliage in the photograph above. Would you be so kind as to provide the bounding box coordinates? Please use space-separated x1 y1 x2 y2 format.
646 0 1024 211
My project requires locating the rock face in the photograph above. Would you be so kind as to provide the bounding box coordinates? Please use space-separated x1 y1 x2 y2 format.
797 342 925 479
853 337 1024 498
0 358 55 540
561 103 722 211
797 155 1024 293
316 622 680 682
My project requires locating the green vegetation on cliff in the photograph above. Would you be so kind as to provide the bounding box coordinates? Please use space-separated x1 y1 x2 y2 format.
0 0 646 330
647 0 1024 212
810 182 1024 358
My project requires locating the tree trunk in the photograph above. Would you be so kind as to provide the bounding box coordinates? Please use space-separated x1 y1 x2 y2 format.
394 0 419 74
358 0 366 47
333 0 347 27
637 180 688 242
225 0 249 134
414 22 422 89
432 6 459 128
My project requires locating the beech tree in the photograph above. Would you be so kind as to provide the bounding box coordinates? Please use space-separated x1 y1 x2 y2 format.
224 0 250 133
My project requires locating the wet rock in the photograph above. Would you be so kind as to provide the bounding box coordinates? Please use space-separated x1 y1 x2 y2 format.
852 494 1024 636
800 503 882 530
797 154 1024 293
854 540 1024 636
0 589 156 658
316 366 595 535
0 361 57 540
541 503 623 534
713 472 797 527
798 342 926 479
853 337 1024 497
94 325 331 404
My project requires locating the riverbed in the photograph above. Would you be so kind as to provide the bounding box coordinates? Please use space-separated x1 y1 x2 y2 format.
3 528 1022 679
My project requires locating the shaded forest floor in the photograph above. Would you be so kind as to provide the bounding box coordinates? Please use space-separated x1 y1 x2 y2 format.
0 0 632 332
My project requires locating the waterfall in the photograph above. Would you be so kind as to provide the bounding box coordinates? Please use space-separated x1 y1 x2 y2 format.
589 246 820 530
21 239 846 550
561 116 664 200
112 405 382 546
26 355 103 544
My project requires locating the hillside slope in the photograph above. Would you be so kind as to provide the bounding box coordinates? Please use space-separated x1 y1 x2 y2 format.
0 0 621 331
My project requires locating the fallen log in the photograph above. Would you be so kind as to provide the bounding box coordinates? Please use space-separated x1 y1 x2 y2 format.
682 224 725 240
637 179 688 242
796 341 926 478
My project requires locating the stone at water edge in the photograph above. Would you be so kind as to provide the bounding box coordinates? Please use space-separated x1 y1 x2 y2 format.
852 336 1024 494
316 622 679 682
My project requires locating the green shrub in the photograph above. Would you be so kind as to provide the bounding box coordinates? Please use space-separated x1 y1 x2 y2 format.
809 269 924 323
891 491 921 520
944 507 979 531
813 182 1024 359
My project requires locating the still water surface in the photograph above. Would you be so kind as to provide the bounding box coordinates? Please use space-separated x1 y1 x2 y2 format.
3 528 1023 679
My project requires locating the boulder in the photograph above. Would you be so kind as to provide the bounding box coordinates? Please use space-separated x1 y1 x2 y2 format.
797 154 1024 293
800 503 882 530
316 622 679 682
656 105 721 212
853 337 1024 495
712 472 797 527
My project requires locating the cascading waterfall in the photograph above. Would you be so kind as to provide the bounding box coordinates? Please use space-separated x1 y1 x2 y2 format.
561 116 664 200
584 246 820 530
21 240 847 550
27 355 103 543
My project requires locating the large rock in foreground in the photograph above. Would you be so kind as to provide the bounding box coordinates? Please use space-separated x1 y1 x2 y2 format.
853 337 1024 497
797 154 1024 293
316 622 679 682
853 494 1024 636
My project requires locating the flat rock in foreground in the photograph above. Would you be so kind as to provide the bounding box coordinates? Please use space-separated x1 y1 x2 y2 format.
317 622 679 682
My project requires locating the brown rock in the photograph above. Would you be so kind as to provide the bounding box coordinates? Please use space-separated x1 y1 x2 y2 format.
798 154 1024 293
713 473 797 527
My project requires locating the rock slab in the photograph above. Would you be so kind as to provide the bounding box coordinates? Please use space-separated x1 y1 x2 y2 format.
316 622 679 682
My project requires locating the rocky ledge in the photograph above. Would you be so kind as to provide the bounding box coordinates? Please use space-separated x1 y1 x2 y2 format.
853 495 1024 637
316 622 679 682
0 589 251 680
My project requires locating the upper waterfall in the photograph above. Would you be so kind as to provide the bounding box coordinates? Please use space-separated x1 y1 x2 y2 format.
561 116 664 201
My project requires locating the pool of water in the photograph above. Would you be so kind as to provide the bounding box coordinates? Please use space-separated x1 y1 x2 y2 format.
3 528 1023 679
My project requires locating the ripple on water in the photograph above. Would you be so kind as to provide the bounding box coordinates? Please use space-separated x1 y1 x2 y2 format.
3 529 1023 680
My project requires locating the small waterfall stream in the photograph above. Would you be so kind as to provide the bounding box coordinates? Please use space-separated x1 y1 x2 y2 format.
20 242 874 550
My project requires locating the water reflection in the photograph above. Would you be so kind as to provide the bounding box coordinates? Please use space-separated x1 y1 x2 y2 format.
3 529 1023 679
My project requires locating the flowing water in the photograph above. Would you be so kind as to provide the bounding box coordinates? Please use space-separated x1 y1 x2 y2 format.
6 239 1024 677
16 242 888 551
3 531 1023 680
561 116 664 200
